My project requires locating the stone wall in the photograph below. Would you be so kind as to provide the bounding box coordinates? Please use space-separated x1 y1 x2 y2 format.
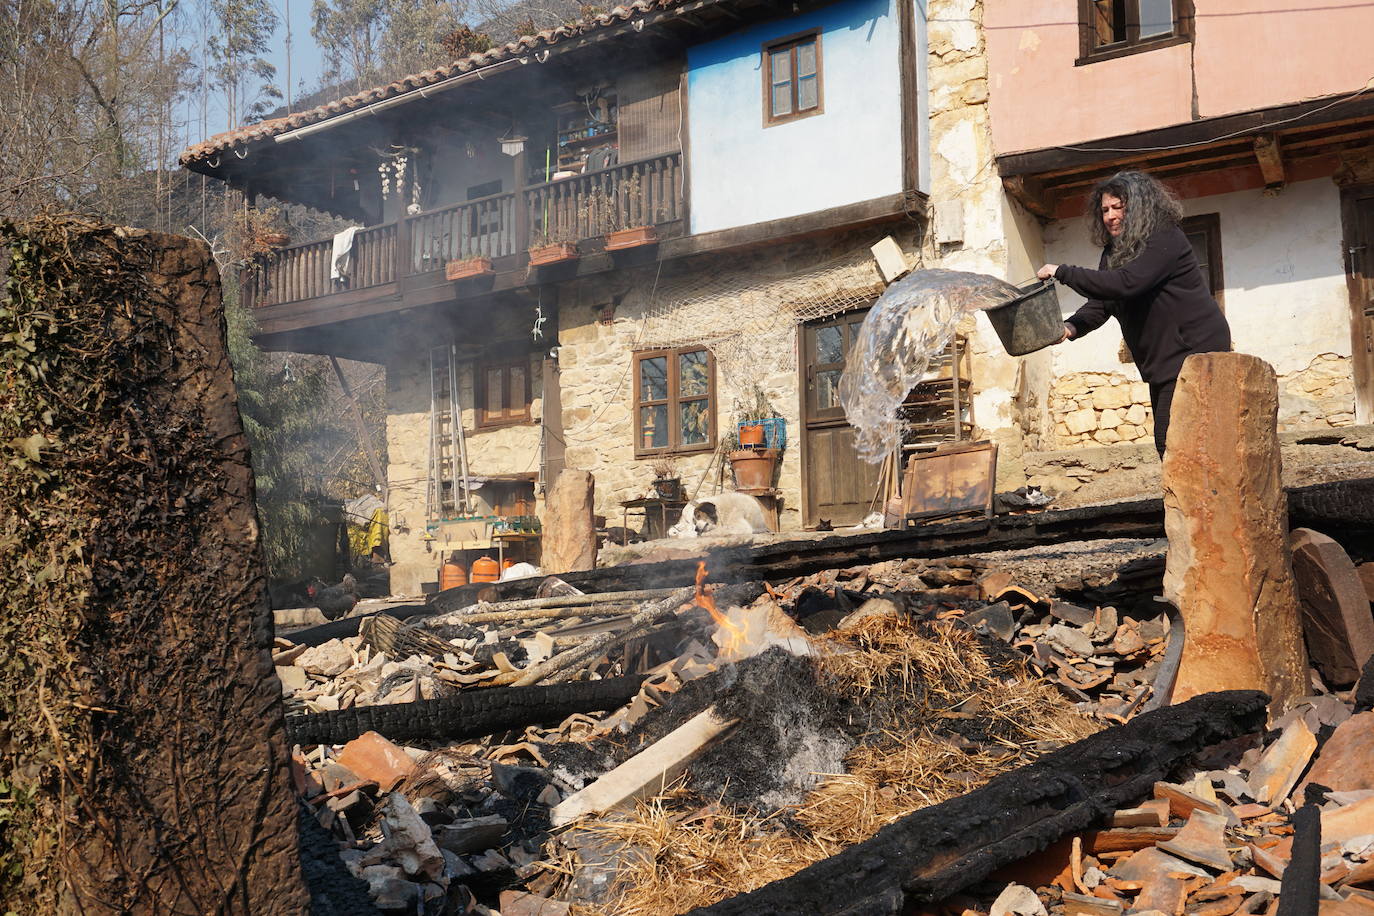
925 0 1050 483
1279 352 1356 430
1048 372 1155 449
386 338 545 596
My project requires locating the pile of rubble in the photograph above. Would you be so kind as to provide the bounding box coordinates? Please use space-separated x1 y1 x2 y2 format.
272 546 1374 915
982 695 1374 916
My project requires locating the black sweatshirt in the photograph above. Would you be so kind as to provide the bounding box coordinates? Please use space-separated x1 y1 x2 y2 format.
1056 224 1231 385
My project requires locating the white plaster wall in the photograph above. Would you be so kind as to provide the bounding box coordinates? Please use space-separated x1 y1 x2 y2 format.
686 0 905 233
1043 178 1352 381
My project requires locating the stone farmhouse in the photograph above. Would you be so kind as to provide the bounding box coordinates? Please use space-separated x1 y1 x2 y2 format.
181 0 1374 595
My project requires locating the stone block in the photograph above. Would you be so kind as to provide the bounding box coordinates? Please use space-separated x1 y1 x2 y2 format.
1093 386 1132 410
1065 408 1097 435
1130 383 1150 403
1093 428 1121 444
1125 404 1148 425
1163 353 1306 718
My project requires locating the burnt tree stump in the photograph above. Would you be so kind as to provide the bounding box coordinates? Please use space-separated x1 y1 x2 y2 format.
1161 353 1306 718
0 220 308 913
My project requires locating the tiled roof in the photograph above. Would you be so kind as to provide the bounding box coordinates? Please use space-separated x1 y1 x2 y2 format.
180 0 685 166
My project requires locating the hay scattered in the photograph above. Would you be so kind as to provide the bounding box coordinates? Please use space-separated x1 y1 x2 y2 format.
568 616 1098 916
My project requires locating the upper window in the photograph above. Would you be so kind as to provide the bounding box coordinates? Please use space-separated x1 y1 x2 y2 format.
1078 0 1192 64
478 356 532 427
634 348 716 456
764 32 823 126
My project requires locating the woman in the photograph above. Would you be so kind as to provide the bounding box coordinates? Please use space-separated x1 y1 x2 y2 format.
1037 170 1231 456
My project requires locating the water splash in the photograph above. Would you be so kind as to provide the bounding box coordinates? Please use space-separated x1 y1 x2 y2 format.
839 268 1022 463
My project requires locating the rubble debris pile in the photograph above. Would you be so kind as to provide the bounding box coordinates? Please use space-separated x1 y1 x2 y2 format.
0 218 307 912
271 528 1374 915
961 691 1374 916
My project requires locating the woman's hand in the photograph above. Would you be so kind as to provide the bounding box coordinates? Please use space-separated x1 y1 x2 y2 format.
1037 264 1059 280
1060 322 1076 342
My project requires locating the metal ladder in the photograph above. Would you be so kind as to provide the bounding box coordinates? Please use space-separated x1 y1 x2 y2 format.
426 345 472 520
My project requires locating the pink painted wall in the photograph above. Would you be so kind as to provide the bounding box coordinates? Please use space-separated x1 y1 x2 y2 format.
986 0 1374 156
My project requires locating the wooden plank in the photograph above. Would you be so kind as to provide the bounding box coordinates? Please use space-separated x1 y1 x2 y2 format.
550 708 738 826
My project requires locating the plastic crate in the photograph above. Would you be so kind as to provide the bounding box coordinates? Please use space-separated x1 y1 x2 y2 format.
737 417 787 451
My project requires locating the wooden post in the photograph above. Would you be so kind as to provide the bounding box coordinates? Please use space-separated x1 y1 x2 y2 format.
513 135 530 255
1162 352 1307 719
543 468 597 574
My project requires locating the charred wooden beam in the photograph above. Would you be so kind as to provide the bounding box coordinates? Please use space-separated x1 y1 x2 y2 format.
686 691 1269 916
283 675 646 746
287 477 1374 648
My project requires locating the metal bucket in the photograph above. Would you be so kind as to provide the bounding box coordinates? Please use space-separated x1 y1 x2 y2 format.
985 279 1064 357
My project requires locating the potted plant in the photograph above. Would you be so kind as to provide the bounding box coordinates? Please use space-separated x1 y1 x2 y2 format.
528 227 579 266
735 384 783 449
728 386 783 490
587 178 660 252
446 254 494 280
649 456 681 501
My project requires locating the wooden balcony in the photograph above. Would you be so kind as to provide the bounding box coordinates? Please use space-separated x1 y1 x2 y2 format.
240 152 684 316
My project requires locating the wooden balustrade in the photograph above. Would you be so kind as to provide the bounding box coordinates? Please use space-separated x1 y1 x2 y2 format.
525 152 683 245
241 224 397 308
240 152 683 310
407 192 518 272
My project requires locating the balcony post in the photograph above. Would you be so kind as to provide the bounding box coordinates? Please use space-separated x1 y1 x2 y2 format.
513 134 530 255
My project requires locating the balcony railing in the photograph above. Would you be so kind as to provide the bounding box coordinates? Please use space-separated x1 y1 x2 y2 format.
240 151 683 312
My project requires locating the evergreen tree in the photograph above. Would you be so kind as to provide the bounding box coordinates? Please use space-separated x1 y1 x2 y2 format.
222 274 332 580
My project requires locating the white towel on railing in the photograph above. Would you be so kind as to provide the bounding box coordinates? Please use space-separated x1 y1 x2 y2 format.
331 226 361 281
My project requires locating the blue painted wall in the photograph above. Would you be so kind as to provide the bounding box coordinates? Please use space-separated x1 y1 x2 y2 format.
686 0 910 234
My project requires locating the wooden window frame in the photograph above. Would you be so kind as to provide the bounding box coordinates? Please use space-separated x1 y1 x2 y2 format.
1076 0 1193 66
1181 212 1225 310
633 347 717 458
762 30 824 127
476 354 534 428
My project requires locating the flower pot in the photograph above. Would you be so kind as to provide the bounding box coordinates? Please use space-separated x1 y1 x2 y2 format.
652 477 682 500
528 242 579 266
446 256 493 280
605 226 658 251
738 422 766 447
729 448 779 490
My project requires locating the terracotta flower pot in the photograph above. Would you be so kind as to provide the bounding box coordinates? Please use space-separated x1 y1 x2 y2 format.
605 226 658 251
738 423 766 447
446 256 493 280
729 448 779 490
528 242 579 266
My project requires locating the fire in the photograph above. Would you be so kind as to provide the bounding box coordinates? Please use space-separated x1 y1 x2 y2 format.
693 561 748 653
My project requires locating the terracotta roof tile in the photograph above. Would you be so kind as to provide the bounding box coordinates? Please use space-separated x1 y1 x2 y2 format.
180 0 682 166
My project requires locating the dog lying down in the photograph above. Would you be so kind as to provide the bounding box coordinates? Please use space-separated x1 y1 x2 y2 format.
668 492 771 538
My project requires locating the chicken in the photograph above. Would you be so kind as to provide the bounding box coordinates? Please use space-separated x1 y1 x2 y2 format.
307 573 358 620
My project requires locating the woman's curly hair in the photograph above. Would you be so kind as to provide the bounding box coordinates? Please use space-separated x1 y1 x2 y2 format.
1088 170 1184 268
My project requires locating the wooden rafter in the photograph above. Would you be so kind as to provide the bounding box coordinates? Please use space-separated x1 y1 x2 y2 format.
1254 132 1286 188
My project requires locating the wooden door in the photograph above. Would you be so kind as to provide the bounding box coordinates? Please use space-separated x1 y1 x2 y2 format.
800 310 883 528
1342 187 1374 424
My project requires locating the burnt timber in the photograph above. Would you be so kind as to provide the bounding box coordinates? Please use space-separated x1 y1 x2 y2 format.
289 476 1374 647
687 691 1269 916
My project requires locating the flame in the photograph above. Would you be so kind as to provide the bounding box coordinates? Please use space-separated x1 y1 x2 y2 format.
693 561 748 654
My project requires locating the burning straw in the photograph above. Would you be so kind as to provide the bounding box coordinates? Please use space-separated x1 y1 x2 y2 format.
568 616 1097 916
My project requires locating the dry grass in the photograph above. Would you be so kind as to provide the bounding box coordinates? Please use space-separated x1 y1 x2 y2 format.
567 616 1098 916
